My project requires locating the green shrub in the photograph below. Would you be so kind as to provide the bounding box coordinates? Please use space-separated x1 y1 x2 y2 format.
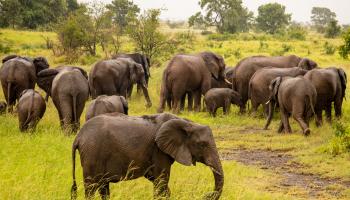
287 24 307 40
339 28 350 59
323 41 336 55
207 33 235 41
0 43 11 53
327 121 350 155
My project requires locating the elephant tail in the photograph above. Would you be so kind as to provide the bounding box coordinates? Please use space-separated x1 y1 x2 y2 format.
23 92 35 130
71 140 78 200
305 94 316 119
72 95 77 124
7 82 11 107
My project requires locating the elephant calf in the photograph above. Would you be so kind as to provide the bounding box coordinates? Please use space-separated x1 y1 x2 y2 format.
0 101 7 114
204 88 243 117
85 95 128 121
71 113 224 200
264 76 317 136
17 89 46 132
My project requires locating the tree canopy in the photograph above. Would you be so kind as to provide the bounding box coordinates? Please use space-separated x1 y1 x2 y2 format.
106 0 140 32
311 7 337 33
256 3 291 34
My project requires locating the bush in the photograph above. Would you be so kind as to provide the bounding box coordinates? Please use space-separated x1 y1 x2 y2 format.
323 41 336 55
0 43 12 54
271 43 293 56
287 24 307 40
326 121 350 155
207 33 235 41
339 28 350 59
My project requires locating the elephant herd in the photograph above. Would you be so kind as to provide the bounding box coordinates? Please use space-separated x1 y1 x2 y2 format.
0 51 347 200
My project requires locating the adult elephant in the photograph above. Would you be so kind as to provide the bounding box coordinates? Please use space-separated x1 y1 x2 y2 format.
304 67 347 126
40 67 89 133
112 53 150 97
233 55 317 113
249 67 308 115
37 66 88 101
158 51 227 113
0 55 49 112
89 58 152 108
71 113 223 200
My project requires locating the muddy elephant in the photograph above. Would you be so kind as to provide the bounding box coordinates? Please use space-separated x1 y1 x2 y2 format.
264 76 317 135
37 66 88 101
17 89 46 132
304 67 347 126
71 113 223 200
233 55 317 113
249 67 308 115
42 67 89 133
0 55 49 112
0 101 7 114
204 88 243 117
89 58 152 108
85 95 128 121
158 51 227 113
112 53 151 97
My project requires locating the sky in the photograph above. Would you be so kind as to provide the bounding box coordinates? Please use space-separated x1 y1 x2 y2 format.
79 0 350 24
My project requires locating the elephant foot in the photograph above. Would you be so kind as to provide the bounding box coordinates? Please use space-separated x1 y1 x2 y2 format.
303 128 311 136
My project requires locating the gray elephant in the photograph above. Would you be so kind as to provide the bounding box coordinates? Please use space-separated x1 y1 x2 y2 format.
304 67 347 126
42 67 89 133
249 67 308 115
233 55 317 113
17 89 46 132
264 76 317 136
89 58 152 108
71 113 223 200
0 101 7 114
85 95 128 121
112 53 151 97
0 55 49 112
158 51 227 113
204 88 243 117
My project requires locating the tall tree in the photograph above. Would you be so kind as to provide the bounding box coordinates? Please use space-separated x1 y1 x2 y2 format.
311 7 336 33
256 3 291 34
188 0 253 33
325 19 342 38
106 0 140 32
67 0 79 13
0 0 22 28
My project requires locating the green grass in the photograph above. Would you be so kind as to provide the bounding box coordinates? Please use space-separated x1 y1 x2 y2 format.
0 28 350 199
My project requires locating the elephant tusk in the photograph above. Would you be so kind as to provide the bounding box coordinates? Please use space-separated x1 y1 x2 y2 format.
225 79 231 84
265 100 270 105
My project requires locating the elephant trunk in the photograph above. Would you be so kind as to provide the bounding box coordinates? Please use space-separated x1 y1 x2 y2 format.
264 100 275 130
204 150 224 200
140 83 152 108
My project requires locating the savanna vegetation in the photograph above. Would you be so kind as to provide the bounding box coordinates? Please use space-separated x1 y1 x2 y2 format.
1 0 350 199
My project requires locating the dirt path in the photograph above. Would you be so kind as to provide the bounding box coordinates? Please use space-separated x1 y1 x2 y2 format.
220 149 350 199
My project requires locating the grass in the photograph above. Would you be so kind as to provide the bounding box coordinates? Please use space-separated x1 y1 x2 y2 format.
0 28 350 199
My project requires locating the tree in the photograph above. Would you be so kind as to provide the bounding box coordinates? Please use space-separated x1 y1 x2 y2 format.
311 7 336 33
106 0 140 32
188 0 253 33
339 28 350 59
67 0 79 13
325 19 341 38
0 0 22 28
256 3 291 34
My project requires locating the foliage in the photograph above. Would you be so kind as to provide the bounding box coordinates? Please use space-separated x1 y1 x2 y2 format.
323 41 336 55
106 0 140 33
325 19 342 38
287 23 307 40
339 28 350 59
311 7 337 33
189 0 253 33
327 121 350 155
165 20 186 29
256 3 291 34
271 43 293 56
207 33 236 41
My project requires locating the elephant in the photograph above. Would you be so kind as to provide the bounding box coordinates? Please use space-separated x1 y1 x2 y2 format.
43 67 89 133
304 67 347 126
37 66 88 101
17 89 46 132
0 101 7 114
233 55 318 113
112 53 151 97
204 88 243 117
0 55 49 112
158 51 227 114
89 58 152 108
249 67 308 115
71 113 223 200
85 95 128 121
264 76 317 136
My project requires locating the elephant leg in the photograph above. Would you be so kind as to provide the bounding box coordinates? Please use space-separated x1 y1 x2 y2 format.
172 95 181 114
180 94 186 111
59 96 73 132
193 91 201 112
315 109 323 127
84 182 98 200
263 104 269 118
280 107 291 133
127 84 134 99
237 82 247 114
325 103 332 123
223 100 231 115
98 183 110 200
250 99 258 116
334 95 343 118
277 120 284 133
188 92 193 111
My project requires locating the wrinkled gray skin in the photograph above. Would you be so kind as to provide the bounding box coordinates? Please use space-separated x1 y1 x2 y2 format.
71 113 224 200
0 55 49 112
304 67 347 126
224 66 235 85
89 58 152 108
0 101 7 114
112 53 151 97
204 88 243 117
249 67 308 116
17 89 46 132
264 76 317 136
85 95 128 121
37 66 88 101
158 52 226 114
233 55 318 113
51 67 89 133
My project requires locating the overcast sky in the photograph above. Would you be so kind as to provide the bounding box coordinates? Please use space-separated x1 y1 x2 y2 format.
79 0 350 24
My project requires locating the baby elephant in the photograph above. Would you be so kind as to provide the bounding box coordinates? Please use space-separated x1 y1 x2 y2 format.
0 101 7 114
17 89 46 132
264 76 316 136
204 88 243 117
85 95 128 121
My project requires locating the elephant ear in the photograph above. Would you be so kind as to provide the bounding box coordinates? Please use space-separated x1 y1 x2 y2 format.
337 68 347 97
37 69 59 94
33 57 49 74
155 119 193 166
298 58 317 70
269 77 282 100
71 67 88 80
2 55 18 63
200 52 222 80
